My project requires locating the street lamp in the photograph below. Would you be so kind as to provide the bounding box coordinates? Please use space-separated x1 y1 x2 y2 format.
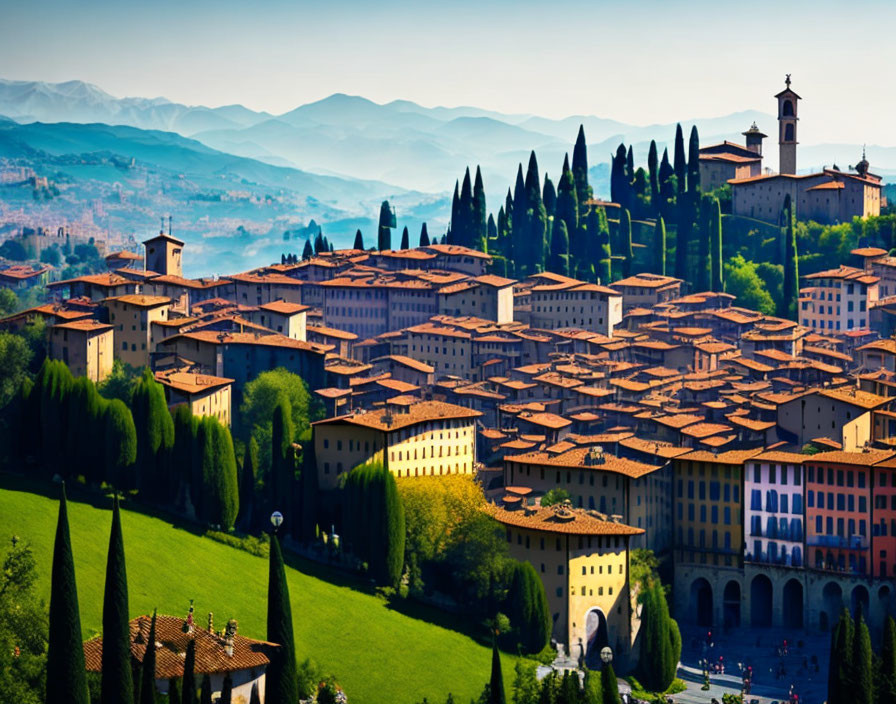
600 646 613 665
270 511 283 533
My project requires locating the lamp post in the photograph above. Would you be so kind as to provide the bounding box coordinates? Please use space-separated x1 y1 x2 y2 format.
270 511 283 534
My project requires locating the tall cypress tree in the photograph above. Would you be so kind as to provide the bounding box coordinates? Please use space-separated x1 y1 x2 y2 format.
238 437 258 532
353 229 364 250
853 612 873 704
271 394 294 516
301 239 313 260
131 369 174 500
487 214 498 252
378 200 394 251
458 168 475 249
648 140 660 214
542 175 557 220
506 561 550 654
620 208 633 279
879 616 896 704
382 464 406 588
47 484 89 704
449 181 460 245
625 146 635 183
601 661 621 704
249 683 261 704
556 155 579 253
696 195 712 291
219 674 233 704
572 124 591 218
548 218 570 276
655 216 667 276
687 125 701 196
658 147 675 220
400 226 410 250
591 207 612 284
102 495 134 704
199 675 212 704
673 123 687 200
267 535 298 704
473 166 488 251
104 399 137 491
139 610 159 704
709 197 723 292
780 194 799 320
523 151 547 276
419 222 430 247
489 638 506 704
299 437 320 542
830 608 855 704
182 639 198 704
610 144 628 208
511 166 527 271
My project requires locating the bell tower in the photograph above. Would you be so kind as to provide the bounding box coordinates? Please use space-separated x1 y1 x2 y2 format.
775 74 800 175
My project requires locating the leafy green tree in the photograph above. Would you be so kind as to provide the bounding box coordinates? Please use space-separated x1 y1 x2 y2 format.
267 535 298 704
724 255 775 315
639 581 679 692
0 331 31 410
511 659 539 704
548 219 570 276
541 488 571 507
378 200 395 250
353 229 364 250
105 399 137 490
588 207 611 284
780 194 799 320
139 610 158 704
97 359 141 403
197 417 239 530
101 497 134 704
505 561 551 654
0 287 17 315
46 485 89 704
271 394 294 519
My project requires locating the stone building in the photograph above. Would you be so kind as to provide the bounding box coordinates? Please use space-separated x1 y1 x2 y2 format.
105 294 173 368
48 319 114 383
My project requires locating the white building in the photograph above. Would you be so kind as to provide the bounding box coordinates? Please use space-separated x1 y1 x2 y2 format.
798 265 879 333
744 452 806 568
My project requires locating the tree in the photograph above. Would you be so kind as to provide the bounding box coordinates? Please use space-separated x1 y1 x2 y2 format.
302 239 313 260
639 581 676 692
780 194 799 320
709 197 723 292
601 662 621 704
197 417 239 530
543 176 557 220
104 399 137 490
620 208 633 278
654 216 667 276
267 535 298 704
673 123 687 199
687 125 701 196
101 496 134 704
853 612 873 704
474 166 488 251
505 561 550 654
46 485 89 704
200 675 212 704
0 331 32 410
0 287 17 316
131 369 174 499
378 200 395 250
829 608 855 704
219 674 233 704
139 611 159 704
400 226 410 250
489 638 506 704
299 439 319 542
648 140 660 214
182 639 198 704
353 229 364 250
548 219 570 276
238 437 259 532
167 679 181 704
556 155 579 250
610 144 628 209
520 151 547 276
724 256 776 315
879 616 896 704
419 223 430 247
540 488 571 507
572 124 592 218
271 394 294 519
249 683 261 704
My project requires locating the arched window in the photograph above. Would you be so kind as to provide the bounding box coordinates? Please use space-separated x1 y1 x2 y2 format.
784 123 795 141
783 100 794 117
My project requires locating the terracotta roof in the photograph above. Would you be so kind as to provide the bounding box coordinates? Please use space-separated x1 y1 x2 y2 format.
154 370 233 395
0 264 51 279
506 447 660 478
806 180 845 191
811 449 896 467
519 412 573 430
306 325 358 341
258 300 310 315
813 387 889 410
376 354 435 373
106 294 172 308
487 504 643 536
160 330 331 354
678 449 764 465
83 614 276 679
314 401 480 432
750 451 807 464
852 247 888 258
474 274 516 288
51 319 113 333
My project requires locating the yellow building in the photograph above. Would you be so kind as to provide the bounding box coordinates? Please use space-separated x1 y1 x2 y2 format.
312 400 481 489
154 369 234 426
490 502 642 668
48 319 114 383
105 295 172 368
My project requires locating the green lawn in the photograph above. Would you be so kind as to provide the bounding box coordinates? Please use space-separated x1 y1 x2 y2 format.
0 477 517 704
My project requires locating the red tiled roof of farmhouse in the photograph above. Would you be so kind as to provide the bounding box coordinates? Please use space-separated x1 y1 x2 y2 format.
84 614 277 679
487 504 643 536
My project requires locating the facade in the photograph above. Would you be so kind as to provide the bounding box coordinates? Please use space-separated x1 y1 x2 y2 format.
437 275 515 323
312 401 481 489
143 231 184 278
528 279 622 336
155 369 234 426
744 452 806 568
491 503 641 668
775 387 889 450
247 300 309 340
0 264 51 290
799 266 878 333
105 294 172 368
610 274 682 312
48 319 114 382
698 137 763 191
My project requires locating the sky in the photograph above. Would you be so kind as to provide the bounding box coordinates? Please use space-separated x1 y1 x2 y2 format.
2 0 894 145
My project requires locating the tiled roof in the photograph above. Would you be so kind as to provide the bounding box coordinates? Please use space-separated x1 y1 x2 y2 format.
51 319 113 333
106 295 172 308
506 447 660 478
154 370 233 394
487 504 643 536
259 300 310 315
314 401 481 432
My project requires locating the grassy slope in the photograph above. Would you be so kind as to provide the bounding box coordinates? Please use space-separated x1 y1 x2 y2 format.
0 479 515 704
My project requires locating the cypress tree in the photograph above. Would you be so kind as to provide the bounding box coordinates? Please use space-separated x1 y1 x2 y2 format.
709 197 723 292
167 679 181 704
182 639 198 704
353 229 364 250
249 683 261 704
449 180 460 246
400 226 410 250
104 399 137 491
489 638 506 704
458 168 475 249
301 239 313 260
780 194 799 320
197 418 239 530
271 394 294 517
620 208 633 279
238 437 258 532
419 222 430 247
831 608 855 704
506 561 551 654
299 437 319 542
313 229 324 254
648 140 660 214
853 612 873 704
655 216 667 276
140 610 159 704
487 214 498 251
696 195 712 291
625 146 634 183
591 207 612 284
511 165 527 272
101 495 134 704
46 484 89 704
879 616 896 704
687 125 701 196
675 193 693 283
572 124 591 218
383 464 406 588
658 148 675 220
473 166 488 251
556 155 579 251
523 151 547 276
199 675 212 704
219 674 233 704
673 123 687 199
601 661 621 704
548 219 570 276
132 369 174 500
543 175 557 220
378 200 394 250
267 535 298 704
610 144 628 208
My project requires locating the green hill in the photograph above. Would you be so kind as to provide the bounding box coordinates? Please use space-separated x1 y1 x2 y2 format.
0 477 514 704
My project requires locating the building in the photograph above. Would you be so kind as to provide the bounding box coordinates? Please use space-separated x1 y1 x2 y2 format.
490 502 642 668
698 133 764 191
312 400 481 489
609 274 682 313
105 295 172 368
105 250 143 270
799 266 878 333
155 369 234 426
48 319 114 382
729 77 882 224
83 613 277 702
775 387 890 451
245 300 309 341
744 452 806 569
527 275 623 336
437 275 516 323
144 229 184 278
0 264 51 290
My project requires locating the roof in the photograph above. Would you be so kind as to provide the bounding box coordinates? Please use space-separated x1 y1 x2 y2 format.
806 180 844 191
154 370 234 395
506 447 660 478
474 274 516 288
51 319 113 333
810 449 896 467
487 504 643 536
105 294 172 308
258 300 310 315
314 401 481 432
610 273 682 289
105 250 141 261
143 232 185 246
0 264 51 280
678 449 764 465
84 614 276 679
159 330 331 354
376 354 435 374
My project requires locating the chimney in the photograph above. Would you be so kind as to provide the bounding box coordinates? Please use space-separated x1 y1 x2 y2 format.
224 619 238 657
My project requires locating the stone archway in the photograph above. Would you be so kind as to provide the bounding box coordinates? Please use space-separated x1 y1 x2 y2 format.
584 608 609 670
782 579 804 629
852 585 870 619
821 582 843 631
750 574 773 627
690 578 713 627
723 580 741 628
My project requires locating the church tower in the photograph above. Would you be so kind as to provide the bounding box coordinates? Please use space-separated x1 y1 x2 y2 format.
775 74 800 175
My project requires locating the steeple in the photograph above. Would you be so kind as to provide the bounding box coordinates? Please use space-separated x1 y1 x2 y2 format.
775 74 801 175
742 122 767 157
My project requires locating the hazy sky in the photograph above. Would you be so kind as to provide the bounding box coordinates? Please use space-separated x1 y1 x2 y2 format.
2 0 893 144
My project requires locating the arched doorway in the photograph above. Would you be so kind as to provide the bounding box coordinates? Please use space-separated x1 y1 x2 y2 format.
690 578 713 627
852 585 870 619
782 579 804 629
584 608 609 670
821 582 843 631
723 581 741 628
751 575 773 627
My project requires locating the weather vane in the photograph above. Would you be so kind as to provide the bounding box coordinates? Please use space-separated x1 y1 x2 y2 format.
785 73 791 87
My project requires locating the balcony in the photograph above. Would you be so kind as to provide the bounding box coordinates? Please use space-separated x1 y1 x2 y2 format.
807 534 868 550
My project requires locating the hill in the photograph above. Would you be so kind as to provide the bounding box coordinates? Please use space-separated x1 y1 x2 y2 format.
0 477 514 704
